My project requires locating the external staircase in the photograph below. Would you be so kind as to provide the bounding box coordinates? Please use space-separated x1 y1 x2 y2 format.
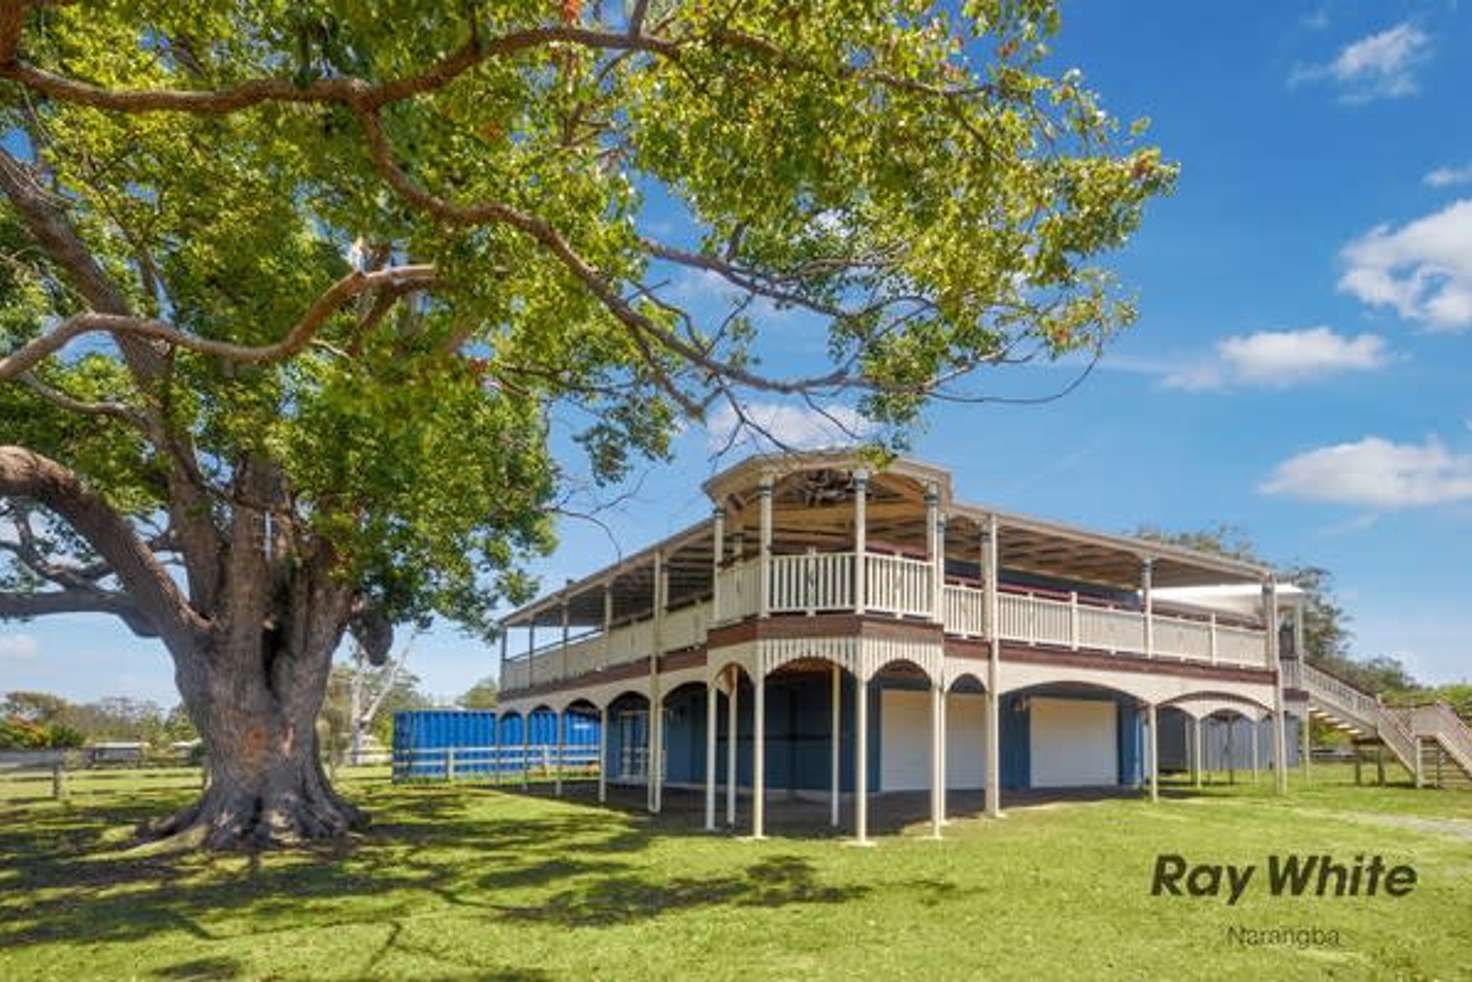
1284 658 1472 790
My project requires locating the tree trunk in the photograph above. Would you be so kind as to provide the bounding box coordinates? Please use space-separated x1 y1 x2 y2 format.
149 633 366 850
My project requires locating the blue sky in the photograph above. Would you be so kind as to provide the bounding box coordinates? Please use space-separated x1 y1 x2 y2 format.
3 1 1469 705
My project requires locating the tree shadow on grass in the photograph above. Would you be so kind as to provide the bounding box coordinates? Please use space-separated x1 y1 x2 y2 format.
487 854 869 928
0 783 881 961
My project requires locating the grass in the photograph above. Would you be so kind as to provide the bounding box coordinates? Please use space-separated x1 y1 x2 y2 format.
2 764 1470 981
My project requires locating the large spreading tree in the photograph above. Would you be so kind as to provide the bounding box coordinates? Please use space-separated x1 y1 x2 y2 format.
0 0 1173 848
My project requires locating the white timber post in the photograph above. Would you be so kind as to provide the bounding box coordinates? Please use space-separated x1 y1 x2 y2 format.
830 662 842 828
1252 716 1261 784
1141 557 1154 658
499 627 508 689
1192 716 1202 789
805 545 818 616
560 592 570 680
704 678 718 831
648 550 663 813
1208 613 1218 665
711 506 725 622
983 514 1002 818
938 681 948 829
925 484 941 622
597 704 608 803
726 665 739 826
853 469 868 614
1414 737 1424 788
446 746 456 783
758 476 773 619
602 580 614 665
1069 591 1080 650
1147 703 1159 803
752 669 766 839
1266 578 1287 795
1293 597 1306 659
855 673 870 844
1301 710 1311 784
527 623 536 688
929 681 943 838
655 562 670 813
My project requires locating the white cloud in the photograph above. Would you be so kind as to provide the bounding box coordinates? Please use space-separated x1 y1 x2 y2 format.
1289 22 1432 103
1425 163 1472 188
1162 327 1389 390
707 400 871 452
1302 6 1331 31
1261 435 1472 508
1338 199 1472 332
0 633 39 659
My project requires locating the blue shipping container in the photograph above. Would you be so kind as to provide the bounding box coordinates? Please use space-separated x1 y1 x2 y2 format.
393 708 600 782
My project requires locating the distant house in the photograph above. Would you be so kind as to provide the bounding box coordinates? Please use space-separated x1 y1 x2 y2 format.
86 742 146 766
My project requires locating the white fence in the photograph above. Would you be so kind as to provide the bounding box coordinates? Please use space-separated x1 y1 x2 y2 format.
392 745 600 782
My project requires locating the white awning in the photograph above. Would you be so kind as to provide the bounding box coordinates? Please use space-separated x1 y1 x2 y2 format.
1150 583 1305 619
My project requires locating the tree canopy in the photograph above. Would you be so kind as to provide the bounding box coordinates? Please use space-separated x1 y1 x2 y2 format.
0 0 1174 845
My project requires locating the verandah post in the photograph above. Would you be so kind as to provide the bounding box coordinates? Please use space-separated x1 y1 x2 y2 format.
704 678 717 831
1141 557 1154 658
752 670 766 839
830 662 841 828
983 514 1002 819
853 469 868 614
726 665 739 826
758 476 773 619
711 505 725 621
855 673 869 844
1147 702 1159 803
597 704 608 803
1265 578 1287 794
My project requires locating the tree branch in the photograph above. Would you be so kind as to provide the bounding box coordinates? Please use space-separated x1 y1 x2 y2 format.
0 586 155 636
0 445 204 645
0 266 437 380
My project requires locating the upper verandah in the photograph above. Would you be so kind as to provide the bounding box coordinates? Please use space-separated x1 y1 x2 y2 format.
501 449 1272 632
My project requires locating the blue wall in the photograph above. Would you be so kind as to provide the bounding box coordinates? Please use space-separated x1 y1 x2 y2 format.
614 674 1148 792
1158 711 1300 772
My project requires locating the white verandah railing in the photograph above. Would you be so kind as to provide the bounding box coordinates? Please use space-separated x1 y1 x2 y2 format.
504 552 1270 691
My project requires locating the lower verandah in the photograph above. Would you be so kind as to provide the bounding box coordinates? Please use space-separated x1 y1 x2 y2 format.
549 670 1300 797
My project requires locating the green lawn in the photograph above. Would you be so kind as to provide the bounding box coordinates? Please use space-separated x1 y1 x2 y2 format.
3 766 1470 981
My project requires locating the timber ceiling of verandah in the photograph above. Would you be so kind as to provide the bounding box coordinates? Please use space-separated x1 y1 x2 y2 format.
512 465 1263 627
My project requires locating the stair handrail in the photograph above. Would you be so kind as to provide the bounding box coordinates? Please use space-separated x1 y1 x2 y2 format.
1371 702 1419 771
1299 660 1418 771
1411 703 1472 773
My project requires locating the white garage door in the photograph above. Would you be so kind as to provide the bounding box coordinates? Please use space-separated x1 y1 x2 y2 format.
1030 697 1117 788
880 690 988 791
880 690 930 791
946 693 986 789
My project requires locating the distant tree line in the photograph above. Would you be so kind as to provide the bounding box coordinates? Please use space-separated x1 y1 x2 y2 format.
6 663 502 758
0 691 196 750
